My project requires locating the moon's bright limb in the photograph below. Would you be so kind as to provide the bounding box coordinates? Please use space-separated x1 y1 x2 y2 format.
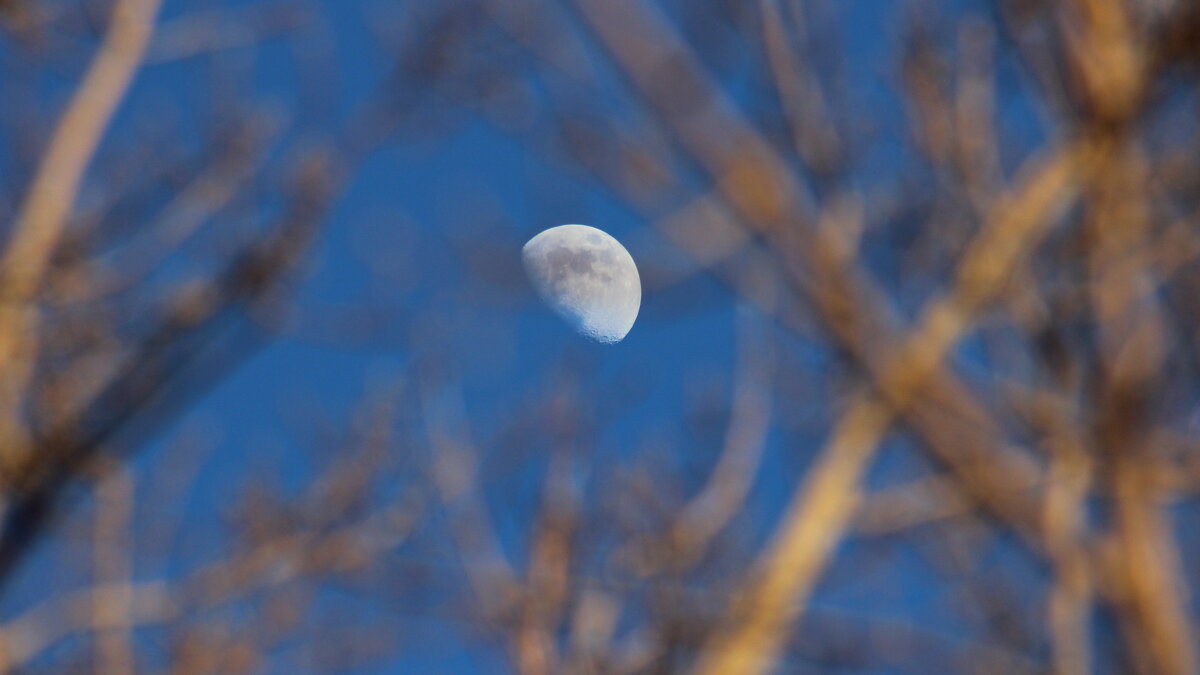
522 224 641 344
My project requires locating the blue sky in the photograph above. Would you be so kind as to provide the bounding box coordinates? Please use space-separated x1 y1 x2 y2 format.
2 0 1129 671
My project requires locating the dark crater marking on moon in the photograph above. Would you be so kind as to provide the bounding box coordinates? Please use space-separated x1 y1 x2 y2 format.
543 247 617 285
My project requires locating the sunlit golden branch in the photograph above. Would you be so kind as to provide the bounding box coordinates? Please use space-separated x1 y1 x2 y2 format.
0 0 164 467
693 141 1092 675
574 0 1047 550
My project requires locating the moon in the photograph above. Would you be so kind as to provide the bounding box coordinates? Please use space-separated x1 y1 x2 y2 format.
522 224 641 344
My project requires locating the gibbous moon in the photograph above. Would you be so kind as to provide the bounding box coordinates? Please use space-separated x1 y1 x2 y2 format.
522 224 641 344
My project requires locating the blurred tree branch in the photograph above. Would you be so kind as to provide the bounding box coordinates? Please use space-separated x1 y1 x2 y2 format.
0 0 164 469
4 0 1200 672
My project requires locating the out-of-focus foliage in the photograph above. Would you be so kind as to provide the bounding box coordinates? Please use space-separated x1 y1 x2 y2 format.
2 0 1200 674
